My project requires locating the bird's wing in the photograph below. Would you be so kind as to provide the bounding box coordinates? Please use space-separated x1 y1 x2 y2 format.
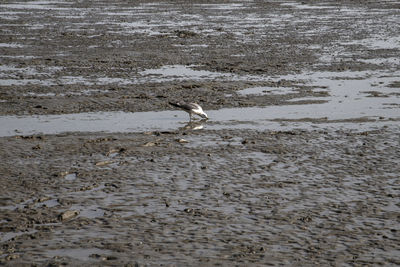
168 102 182 108
169 102 202 112
186 103 201 110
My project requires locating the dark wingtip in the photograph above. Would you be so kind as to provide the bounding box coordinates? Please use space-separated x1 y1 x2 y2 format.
169 101 180 108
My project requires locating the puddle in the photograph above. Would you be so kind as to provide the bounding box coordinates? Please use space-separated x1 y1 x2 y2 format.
0 61 396 88
23 89 109 97
0 43 25 48
36 199 60 208
139 64 236 81
45 248 112 260
0 202 25 211
0 197 60 211
0 65 40 75
0 65 243 87
1 230 38 242
23 92 57 97
0 55 36 59
0 1 71 11
287 96 330 102
344 36 400 50
184 134 244 148
64 173 77 181
358 57 400 66
0 79 55 86
237 86 296 96
194 3 244 10
281 2 333 10
72 205 105 219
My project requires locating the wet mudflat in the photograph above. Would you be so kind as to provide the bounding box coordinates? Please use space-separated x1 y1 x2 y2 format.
1 127 399 266
1 0 400 266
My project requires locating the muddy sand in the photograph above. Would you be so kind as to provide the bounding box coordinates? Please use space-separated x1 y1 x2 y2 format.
1 0 399 266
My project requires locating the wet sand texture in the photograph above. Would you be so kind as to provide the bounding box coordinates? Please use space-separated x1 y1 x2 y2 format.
1 0 400 266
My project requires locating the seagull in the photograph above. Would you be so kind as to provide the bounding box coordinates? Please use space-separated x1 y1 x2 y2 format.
169 101 208 121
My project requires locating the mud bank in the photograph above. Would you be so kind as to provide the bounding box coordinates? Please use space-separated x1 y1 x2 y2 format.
1 127 400 266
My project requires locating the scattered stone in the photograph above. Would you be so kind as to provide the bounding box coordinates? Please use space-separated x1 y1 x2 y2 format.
106 148 120 156
299 216 312 223
59 171 69 177
364 91 388 97
175 138 189 143
184 208 193 213
223 191 231 197
37 197 50 203
175 30 198 38
105 183 119 188
79 185 95 191
164 199 170 207
31 144 41 150
95 160 113 166
143 141 156 147
58 210 79 221
6 254 19 261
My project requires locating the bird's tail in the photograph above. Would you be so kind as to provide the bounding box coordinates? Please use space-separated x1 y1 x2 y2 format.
168 102 182 108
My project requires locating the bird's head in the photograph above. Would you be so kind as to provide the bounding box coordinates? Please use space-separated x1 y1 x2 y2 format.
200 112 208 119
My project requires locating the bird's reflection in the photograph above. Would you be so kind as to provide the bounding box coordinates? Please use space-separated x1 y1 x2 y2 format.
179 119 207 131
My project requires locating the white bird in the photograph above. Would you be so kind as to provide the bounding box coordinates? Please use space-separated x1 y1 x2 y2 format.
169 101 208 121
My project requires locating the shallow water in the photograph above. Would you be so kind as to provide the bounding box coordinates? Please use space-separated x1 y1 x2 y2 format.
1 69 399 136
45 248 112 260
1 230 38 243
236 86 296 96
0 65 242 86
0 108 398 137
